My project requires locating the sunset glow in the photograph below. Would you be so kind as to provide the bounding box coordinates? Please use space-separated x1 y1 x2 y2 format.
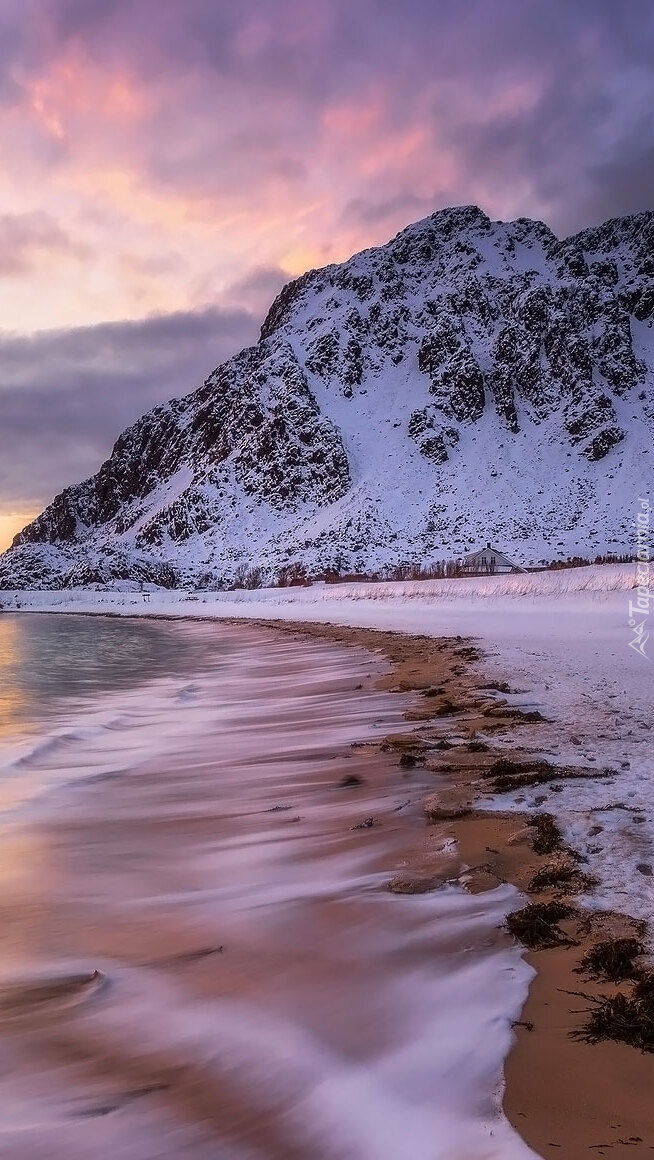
1 0 653 531
0 513 37 553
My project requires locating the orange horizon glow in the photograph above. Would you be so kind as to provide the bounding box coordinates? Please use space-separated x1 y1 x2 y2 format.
0 513 36 553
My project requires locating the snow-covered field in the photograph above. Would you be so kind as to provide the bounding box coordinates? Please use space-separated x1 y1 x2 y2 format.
2 563 651 921
0 560 637 610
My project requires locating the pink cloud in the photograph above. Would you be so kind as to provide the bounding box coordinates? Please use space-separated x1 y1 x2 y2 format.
0 0 650 332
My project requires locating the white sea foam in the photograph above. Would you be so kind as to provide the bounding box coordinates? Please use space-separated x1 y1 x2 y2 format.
0 617 537 1159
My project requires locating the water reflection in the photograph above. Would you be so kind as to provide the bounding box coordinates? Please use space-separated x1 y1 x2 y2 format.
0 613 227 739
0 617 28 739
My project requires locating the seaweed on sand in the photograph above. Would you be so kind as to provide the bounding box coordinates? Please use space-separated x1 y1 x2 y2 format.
527 812 563 855
484 758 613 794
572 973 654 1052
505 901 575 950
528 863 577 893
528 864 597 896
575 937 646 983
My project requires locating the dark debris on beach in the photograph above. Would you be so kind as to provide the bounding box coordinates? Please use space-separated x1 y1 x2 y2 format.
484 757 614 794
505 901 575 950
575 937 647 983
571 973 654 1053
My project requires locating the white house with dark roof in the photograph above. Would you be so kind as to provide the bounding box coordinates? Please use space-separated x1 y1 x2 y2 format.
458 543 525 576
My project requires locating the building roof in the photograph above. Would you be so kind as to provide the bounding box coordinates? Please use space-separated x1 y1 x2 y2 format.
461 543 524 570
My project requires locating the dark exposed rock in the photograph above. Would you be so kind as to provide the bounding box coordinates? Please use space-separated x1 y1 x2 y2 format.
582 426 626 461
2 204 652 590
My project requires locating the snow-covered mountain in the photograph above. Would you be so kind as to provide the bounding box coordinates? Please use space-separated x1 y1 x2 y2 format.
2 204 653 589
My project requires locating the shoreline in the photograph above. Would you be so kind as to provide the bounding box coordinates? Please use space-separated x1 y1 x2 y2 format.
0 615 532 1159
248 616 654 1159
4 607 654 1157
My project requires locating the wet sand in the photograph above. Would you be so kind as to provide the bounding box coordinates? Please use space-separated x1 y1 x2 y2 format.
2 613 653 1158
264 619 654 1160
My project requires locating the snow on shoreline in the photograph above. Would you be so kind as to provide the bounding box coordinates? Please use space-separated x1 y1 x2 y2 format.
2 561 652 922
1 562 650 1158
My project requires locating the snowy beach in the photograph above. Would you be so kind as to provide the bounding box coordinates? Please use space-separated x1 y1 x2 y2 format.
1 564 652 1156
3 564 650 922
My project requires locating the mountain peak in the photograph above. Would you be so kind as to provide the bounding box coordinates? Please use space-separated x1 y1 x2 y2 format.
395 203 492 237
2 207 652 591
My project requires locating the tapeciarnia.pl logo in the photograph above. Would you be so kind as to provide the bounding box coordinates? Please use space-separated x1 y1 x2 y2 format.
628 496 651 660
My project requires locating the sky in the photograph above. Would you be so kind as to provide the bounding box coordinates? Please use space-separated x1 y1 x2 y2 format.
1 0 654 549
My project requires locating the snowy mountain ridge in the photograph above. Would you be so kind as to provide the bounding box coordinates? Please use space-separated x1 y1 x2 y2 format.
2 204 653 589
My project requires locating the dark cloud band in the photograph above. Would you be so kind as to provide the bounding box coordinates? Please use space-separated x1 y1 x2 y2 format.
0 307 258 506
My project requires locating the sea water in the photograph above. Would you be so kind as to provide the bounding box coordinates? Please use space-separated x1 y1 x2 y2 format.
0 613 535 1159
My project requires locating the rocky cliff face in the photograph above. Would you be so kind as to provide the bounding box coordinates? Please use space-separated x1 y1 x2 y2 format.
2 205 653 588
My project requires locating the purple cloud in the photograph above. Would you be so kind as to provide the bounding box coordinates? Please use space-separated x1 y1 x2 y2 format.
0 211 85 275
1 0 654 520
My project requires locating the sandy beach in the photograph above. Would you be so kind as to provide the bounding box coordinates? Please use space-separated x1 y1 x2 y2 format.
0 606 652 1158
275 618 654 1160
